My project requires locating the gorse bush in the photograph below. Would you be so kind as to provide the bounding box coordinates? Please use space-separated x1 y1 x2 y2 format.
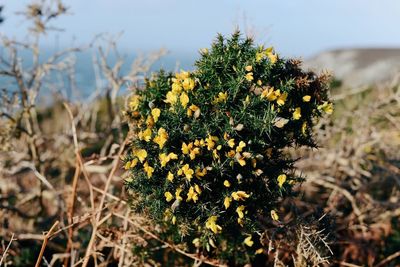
124 32 333 265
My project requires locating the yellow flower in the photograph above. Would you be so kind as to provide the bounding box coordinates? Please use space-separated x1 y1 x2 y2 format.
172 82 182 93
223 180 231 187
176 70 190 80
231 191 250 201
276 92 288 106
236 205 246 218
205 135 219 150
245 72 254 81
181 142 191 154
187 104 200 117
143 161 154 178
302 121 307 135
227 150 236 158
124 158 138 170
138 128 152 142
318 101 334 114
179 92 189 108
265 47 278 64
172 216 176 225
194 184 202 194
212 149 220 160
165 91 178 105
180 164 194 181
175 188 183 201
293 107 301 120
164 191 174 202
205 216 222 234
255 248 264 254
189 147 200 160
182 77 195 91
237 155 246 166
167 171 174 182
168 152 178 160
159 152 178 167
134 149 147 163
245 65 253 72
260 86 277 101
277 174 287 188
257 80 262 86
224 196 232 209
236 141 246 153
194 139 205 147
151 108 161 122
256 46 277 64
153 127 168 149
129 95 141 111
227 138 235 148
195 168 207 178
213 92 228 104
186 186 199 203
159 153 169 167
267 51 277 64
146 115 154 128
302 95 311 102
271 210 279 221
244 236 254 247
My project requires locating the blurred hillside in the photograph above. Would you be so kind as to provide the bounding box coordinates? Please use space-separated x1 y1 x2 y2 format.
304 48 400 87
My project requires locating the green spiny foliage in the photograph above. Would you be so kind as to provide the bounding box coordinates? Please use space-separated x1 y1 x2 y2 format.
123 31 333 265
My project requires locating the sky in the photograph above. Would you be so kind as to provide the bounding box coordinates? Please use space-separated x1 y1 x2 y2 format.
1 0 400 59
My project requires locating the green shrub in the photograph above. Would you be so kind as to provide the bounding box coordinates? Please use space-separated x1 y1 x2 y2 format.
123 31 332 265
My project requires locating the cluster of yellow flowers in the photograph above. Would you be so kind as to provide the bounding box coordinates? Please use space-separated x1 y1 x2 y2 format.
165 71 195 108
127 64 334 232
256 46 278 64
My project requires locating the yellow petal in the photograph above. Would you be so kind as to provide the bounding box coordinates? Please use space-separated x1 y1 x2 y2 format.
151 108 161 122
293 107 301 120
302 121 307 135
167 171 174 182
271 210 279 221
227 138 235 148
180 92 189 108
236 205 245 218
244 236 254 247
224 196 232 209
277 174 287 188
245 72 254 81
135 149 147 163
164 191 174 202
223 180 231 187
302 95 311 102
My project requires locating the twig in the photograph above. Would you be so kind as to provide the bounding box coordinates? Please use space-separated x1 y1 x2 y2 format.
35 220 60 267
82 137 128 267
118 209 130 267
0 233 15 266
63 102 82 267
112 213 227 267
375 251 400 267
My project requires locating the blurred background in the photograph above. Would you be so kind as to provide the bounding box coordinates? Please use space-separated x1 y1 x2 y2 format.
3 0 400 95
0 1 399 266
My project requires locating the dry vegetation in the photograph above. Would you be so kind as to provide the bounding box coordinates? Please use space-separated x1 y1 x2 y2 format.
0 1 399 266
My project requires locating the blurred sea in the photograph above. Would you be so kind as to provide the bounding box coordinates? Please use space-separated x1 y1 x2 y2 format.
0 47 197 103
